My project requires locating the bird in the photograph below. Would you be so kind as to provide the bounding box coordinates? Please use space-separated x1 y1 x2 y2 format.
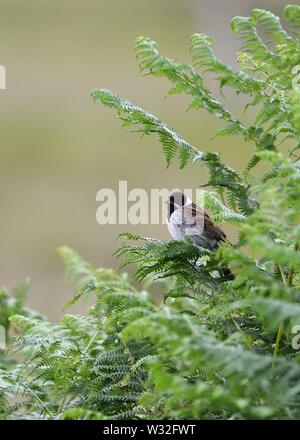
166 191 233 279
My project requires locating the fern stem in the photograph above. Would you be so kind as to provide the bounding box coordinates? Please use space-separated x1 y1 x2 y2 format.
287 243 298 286
231 314 252 348
272 321 284 368
272 266 286 367
272 245 298 367
23 383 53 417
83 331 100 354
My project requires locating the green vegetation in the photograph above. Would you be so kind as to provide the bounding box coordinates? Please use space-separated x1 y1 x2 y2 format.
1 5 300 419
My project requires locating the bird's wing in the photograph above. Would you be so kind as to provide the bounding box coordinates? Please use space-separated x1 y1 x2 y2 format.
178 203 226 250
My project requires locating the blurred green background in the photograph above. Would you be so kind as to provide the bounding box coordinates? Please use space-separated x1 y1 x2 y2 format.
0 0 287 319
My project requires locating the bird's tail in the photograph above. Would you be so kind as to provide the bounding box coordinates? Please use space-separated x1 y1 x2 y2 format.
219 267 234 281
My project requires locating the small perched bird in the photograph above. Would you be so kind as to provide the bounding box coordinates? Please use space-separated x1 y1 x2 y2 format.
166 191 233 279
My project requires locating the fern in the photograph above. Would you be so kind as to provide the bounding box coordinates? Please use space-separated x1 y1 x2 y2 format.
2 4 300 421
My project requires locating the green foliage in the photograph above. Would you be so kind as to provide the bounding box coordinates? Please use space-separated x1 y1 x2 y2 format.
1 248 155 419
91 88 198 169
2 4 300 420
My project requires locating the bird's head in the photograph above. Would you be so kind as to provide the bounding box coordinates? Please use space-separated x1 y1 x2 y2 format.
166 192 192 219
168 191 186 209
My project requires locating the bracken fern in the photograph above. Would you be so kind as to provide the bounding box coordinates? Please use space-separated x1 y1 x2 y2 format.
1 4 300 420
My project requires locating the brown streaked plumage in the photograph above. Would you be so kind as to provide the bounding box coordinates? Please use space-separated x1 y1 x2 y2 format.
166 191 233 279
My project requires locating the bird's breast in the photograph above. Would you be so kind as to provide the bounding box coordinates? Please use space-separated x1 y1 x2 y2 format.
167 214 186 240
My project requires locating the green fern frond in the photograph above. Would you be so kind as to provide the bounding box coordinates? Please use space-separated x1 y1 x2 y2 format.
91 88 200 168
